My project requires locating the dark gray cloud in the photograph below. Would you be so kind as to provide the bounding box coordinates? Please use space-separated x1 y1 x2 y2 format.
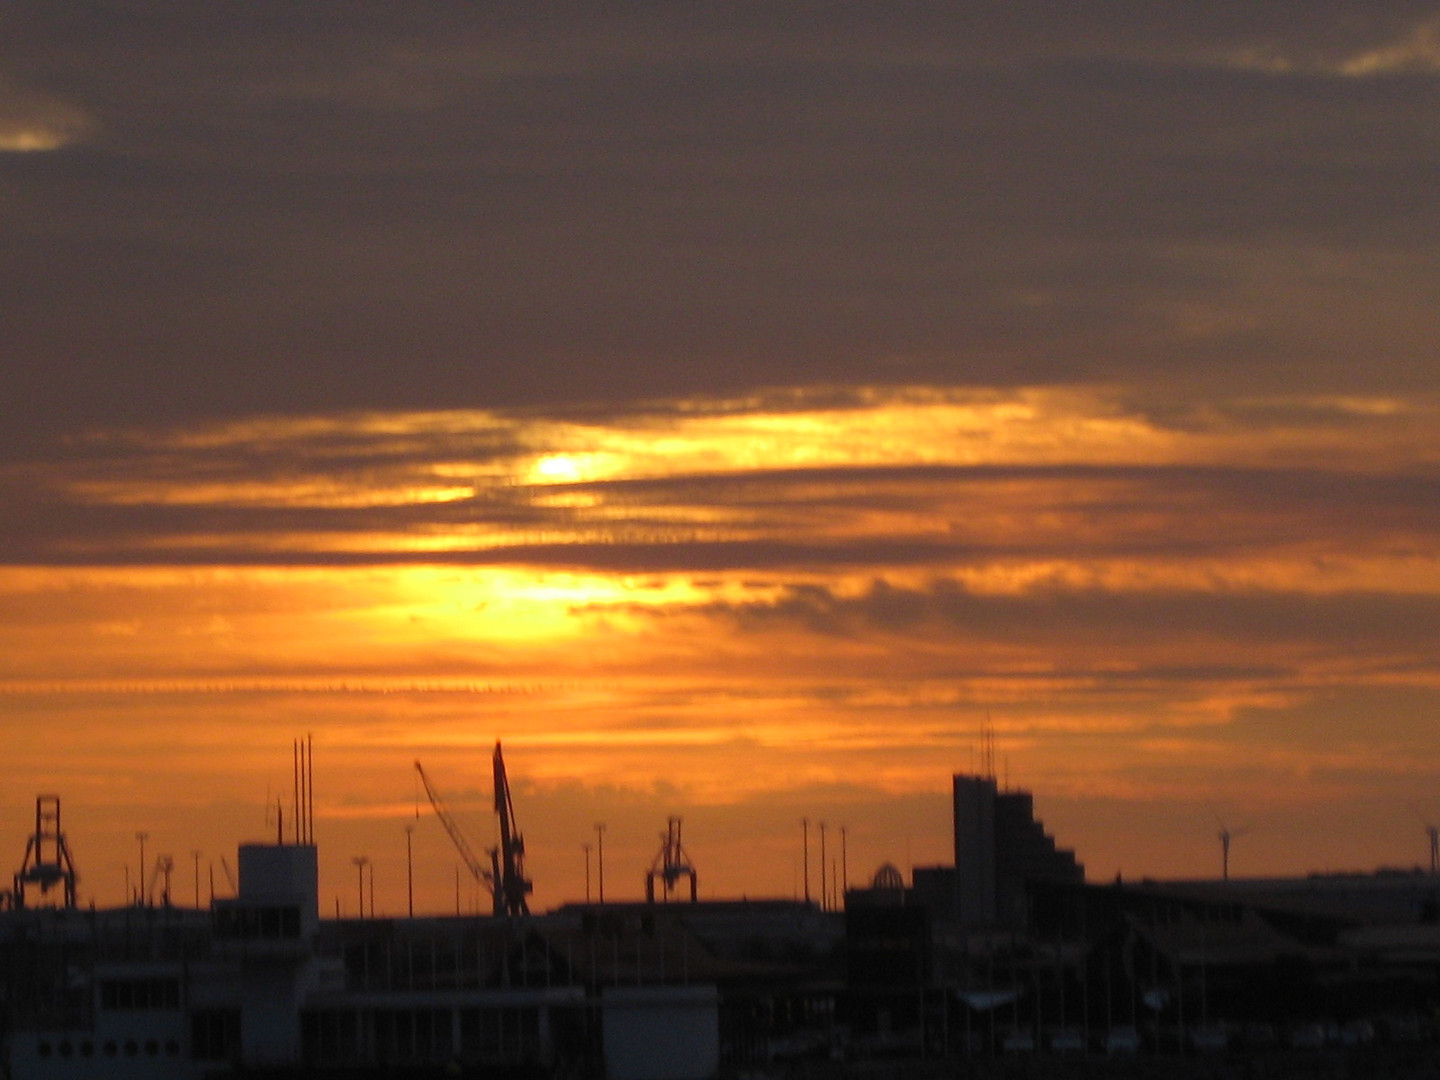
712 577 1440 657
3 4 1440 451
5 449 1438 569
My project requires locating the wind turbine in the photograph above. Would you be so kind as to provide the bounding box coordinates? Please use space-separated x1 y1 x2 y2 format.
1410 806 1439 875
1214 813 1251 883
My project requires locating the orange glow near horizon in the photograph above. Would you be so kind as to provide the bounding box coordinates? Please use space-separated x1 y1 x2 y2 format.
3 385 1440 912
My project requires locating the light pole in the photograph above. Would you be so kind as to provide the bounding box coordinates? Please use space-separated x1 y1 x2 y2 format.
135 832 148 906
802 818 810 904
352 856 369 918
405 825 415 918
594 823 606 904
840 825 848 905
583 841 592 903
191 850 202 909
819 822 828 912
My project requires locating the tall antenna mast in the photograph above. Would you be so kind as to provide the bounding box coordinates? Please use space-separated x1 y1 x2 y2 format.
979 713 997 781
307 732 315 844
292 736 315 845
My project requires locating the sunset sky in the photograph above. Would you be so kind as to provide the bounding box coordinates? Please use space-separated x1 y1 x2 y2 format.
3 5 1440 916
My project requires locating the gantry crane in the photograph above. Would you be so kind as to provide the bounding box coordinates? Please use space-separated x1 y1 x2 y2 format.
415 740 531 917
148 854 175 907
646 816 697 903
13 795 78 909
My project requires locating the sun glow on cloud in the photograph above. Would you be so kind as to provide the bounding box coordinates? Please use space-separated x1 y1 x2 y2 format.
5 384 1440 909
58 386 1438 518
0 83 93 152
1215 16 1440 77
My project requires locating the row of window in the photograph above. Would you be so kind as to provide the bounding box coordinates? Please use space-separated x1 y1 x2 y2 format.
33 1010 241 1065
99 977 182 1011
214 904 303 940
302 1005 541 1064
36 1038 181 1059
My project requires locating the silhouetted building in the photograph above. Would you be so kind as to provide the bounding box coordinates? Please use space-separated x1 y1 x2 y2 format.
910 865 958 920
953 774 1083 928
844 902 930 1047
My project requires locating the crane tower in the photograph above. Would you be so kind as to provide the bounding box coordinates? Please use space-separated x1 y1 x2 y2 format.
415 739 532 917
493 741 532 917
13 795 78 909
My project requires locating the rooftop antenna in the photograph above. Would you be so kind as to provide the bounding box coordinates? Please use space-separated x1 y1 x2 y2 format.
293 739 301 844
979 713 997 781
291 735 315 845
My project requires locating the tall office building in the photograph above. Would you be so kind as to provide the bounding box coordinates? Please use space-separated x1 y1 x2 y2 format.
953 774 1084 928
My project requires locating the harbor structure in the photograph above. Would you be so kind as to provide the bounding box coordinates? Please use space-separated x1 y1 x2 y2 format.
8 755 1440 1076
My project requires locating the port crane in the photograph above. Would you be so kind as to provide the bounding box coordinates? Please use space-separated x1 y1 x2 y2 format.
11 795 78 909
645 816 698 903
415 741 531 917
147 854 175 907
492 741 532 917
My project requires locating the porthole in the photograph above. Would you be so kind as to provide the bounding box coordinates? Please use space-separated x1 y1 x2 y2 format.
145 1038 159 1056
165 1038 180 1056
80 1040 95 1057
124 1039 138 1057
37 1042 52 1059
58 1041 73 1058
104 1040 118 1057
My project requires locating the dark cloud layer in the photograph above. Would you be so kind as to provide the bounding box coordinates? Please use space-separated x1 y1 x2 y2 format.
4 4 1440 451
4 457 1437 568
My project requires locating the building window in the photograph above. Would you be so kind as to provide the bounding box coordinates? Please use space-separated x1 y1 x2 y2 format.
214 904 302 940
191 1008 241 1062
100 977 181 1011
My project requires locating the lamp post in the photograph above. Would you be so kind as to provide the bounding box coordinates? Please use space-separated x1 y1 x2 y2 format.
405 825 415 918
135 832 148 906
819 822 828 912
583 841 592 903
352 856 369 918
802 818 810 904
191 850 202 909
594 823 606 904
